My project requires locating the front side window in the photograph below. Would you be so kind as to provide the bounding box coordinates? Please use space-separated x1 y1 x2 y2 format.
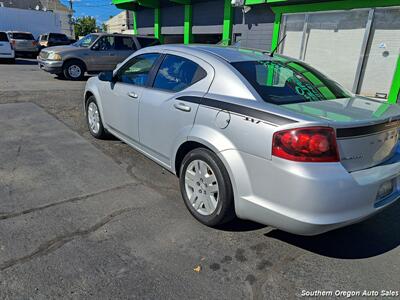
93 36 115 51
118 53 160 86
153 55 206 92
232 60 351 105
74 34 98 48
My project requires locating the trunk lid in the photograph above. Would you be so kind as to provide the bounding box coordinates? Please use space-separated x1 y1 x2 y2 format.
283 97 400 172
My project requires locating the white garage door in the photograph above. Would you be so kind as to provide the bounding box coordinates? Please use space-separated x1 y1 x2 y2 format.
279 7 400 98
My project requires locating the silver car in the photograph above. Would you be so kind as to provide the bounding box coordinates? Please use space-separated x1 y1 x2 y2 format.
84 45 400 235
7 31 38 58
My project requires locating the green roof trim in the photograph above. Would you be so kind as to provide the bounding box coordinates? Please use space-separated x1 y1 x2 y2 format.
388 55 400 104
271 0 400 14
112 0 159 9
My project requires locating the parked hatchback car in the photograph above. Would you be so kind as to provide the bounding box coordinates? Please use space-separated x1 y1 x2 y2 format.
37 33 160 80
7 31 38 58
38 33 72 50
0 31 15 63
84 45 400 235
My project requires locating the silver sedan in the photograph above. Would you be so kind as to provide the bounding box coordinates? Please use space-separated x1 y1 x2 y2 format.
84 45 400 235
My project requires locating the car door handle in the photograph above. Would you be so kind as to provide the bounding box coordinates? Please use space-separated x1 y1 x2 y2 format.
174 103 191 112
109 53 116 56
128 92 138 99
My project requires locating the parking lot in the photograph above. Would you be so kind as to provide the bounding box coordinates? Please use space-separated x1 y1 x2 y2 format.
0 59 399 299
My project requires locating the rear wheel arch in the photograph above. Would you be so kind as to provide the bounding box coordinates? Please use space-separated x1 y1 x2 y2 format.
175 141 213 177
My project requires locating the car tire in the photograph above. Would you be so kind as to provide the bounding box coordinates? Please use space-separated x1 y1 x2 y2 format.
86 96 106 139
179 148 235 227
63 60 85 81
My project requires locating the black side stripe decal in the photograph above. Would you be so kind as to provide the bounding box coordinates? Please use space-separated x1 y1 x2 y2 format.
336 120 400 138
176 96 297 126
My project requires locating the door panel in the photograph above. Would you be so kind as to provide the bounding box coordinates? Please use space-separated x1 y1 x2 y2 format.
101 81 144 142
100 53 161 142
89 36 117 71
139 52 214 166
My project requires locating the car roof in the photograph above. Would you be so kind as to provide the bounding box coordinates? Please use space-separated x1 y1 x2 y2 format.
153 44 283 63
94 32 157 38
7 31 33 34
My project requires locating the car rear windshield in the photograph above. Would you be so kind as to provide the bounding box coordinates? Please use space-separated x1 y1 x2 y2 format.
136 37 160 48
11 33 35 40
0 32 8 41
231 60 351 105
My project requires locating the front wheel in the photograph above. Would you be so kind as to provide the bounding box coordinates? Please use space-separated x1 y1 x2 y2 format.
86 96 106 139
179 148 235 227
63 60 85 80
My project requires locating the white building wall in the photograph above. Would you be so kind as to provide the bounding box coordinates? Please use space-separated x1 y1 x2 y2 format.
0 7 61 38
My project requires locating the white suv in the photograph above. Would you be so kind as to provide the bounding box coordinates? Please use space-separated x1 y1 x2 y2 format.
0 31 15 63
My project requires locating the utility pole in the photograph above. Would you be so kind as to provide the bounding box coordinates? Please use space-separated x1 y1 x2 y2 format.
68 0 74 38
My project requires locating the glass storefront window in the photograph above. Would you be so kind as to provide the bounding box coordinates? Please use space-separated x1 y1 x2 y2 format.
359 8 400 98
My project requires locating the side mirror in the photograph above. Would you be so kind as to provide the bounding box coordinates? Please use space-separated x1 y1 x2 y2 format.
91 43 99 51
98 71 115 82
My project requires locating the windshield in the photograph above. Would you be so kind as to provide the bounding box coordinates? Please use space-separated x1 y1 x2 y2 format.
231 59 352 105
73 34 98 48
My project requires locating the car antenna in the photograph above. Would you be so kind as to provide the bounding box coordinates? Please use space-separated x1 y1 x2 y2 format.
269 34 287 57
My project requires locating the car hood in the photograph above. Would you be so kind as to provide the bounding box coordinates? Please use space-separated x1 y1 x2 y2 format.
43 45 82 53
281 97 400 126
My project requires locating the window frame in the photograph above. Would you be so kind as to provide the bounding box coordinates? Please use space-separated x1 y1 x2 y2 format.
149 54 208 94
115 52 163 87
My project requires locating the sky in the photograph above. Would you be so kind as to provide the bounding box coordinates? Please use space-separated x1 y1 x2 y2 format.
60 0 121 25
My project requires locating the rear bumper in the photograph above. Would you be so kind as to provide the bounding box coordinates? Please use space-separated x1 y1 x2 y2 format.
0 52 15 59
221 147 400 235
37 57 63 74
16 50 38 56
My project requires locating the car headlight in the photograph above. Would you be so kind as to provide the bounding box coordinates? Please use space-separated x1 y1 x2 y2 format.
47 52 62 61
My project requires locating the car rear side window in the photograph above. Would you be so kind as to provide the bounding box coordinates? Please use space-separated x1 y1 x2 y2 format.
136 37 160 48
118 53 160 86
115 36 136 50
231 60 351 105
0 32 8 41
153 55 207 92
11 33 34 40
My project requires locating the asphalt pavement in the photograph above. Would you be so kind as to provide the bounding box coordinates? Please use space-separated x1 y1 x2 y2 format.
0 59 399 300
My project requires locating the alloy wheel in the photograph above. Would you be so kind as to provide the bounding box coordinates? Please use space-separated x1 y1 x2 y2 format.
184 159 219 216
88 102 100 134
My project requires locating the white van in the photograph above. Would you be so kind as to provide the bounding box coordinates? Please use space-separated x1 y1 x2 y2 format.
0 31 15 63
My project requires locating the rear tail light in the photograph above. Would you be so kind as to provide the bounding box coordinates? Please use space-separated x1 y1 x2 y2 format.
272 127 340 162
32 41 37 46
